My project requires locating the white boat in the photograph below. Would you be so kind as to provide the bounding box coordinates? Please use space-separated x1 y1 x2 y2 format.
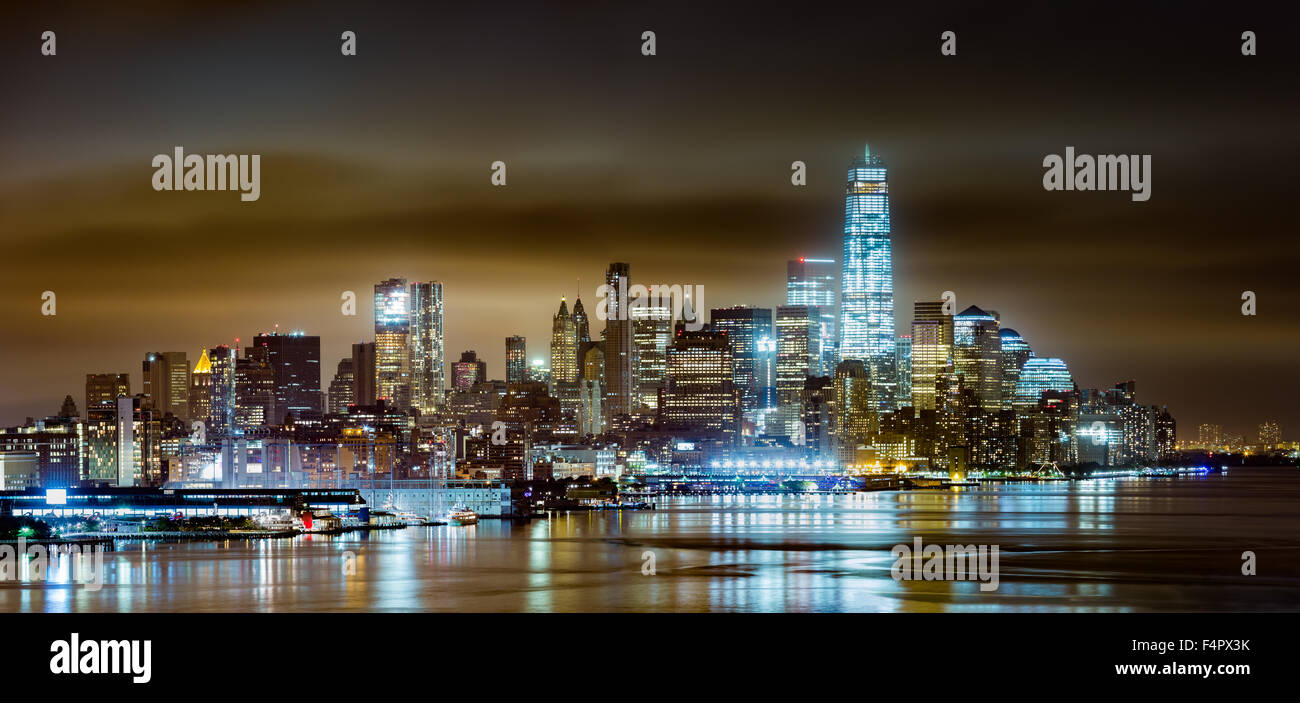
445 506 478 525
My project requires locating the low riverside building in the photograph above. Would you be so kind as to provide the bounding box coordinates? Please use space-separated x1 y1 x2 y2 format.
0 487 363 519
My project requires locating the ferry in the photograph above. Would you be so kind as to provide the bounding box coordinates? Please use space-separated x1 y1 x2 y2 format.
445 506 478 525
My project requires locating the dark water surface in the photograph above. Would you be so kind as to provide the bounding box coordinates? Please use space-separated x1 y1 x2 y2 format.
5 467 1299 612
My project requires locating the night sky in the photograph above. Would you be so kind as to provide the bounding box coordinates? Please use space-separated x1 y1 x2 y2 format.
1 1 1296 438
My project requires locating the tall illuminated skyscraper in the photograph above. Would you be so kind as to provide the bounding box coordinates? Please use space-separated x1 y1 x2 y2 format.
787 258 837 372
142 352 190 421
839 145 896 410
208 345 236 436
710 306 773 415
550 298 579 384
506 336 528 384
603 262 634 420
954 305 1002 411
999 328 1033 411
374 278 412 409
631 301 673 411
409 281 445 413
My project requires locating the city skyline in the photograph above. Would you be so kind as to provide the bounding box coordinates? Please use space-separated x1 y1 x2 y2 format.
2 4 1297 438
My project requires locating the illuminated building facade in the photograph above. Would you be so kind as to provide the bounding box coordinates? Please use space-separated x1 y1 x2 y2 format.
373 278 412 409
603 262 634 420
409 281 446 414
710 306 772 415
953 305 1002 411
189 349 212 426
452 350 487 391
85 373 130 415
142 352 189 421
252 331 322 422
327 358 355 414
506 336 527 384
663 324 739 444
999 328 1033 411
208 345 236 436
550 298 579 385
631 301 673 412
787 258 838 373
1013 357 1074 412
839 145 896 411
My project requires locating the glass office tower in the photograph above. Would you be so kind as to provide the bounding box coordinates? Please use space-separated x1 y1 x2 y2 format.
839 145 896 410
787 258 837 372
409 281 445 413
374 278 411 409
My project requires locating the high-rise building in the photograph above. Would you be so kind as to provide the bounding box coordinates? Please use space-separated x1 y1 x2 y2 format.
328 358 355 414
234 348 275 429
208 345 236 436
910 316 949 412
710 306 773 415
1156 407 1177 459
839 145 896 411
374 278 412 409
251 331 321 423
775 305 821 404
1259 421 1281 449
189 350 212 427
142 352 189 420
631 301 673 412
506 336 528 384
351 342 377 406
453 351 487 391
1197 423 1222 448
550 298 579 384
573 296 590 345
774 306 820 439
953 305 1002 411
787 257 837 372
603 262 634 420
999 329 1033 411
1013 358 1074 412
834 360 873 464
663 324 739 443
85 373 130 414
409 281 446 414
895 335 912 406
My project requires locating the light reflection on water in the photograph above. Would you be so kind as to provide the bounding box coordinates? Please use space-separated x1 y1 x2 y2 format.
4 468 1299 612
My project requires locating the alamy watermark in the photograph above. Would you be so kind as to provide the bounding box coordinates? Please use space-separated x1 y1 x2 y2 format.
1043 147 1150 202
1 537 105 591
596 281 704 331
890 537 999 592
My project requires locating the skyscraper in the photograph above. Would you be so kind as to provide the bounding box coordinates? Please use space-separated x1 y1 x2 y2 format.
506 336 528 384
1013 358 1074 412
142 352 189 420
999 329 1033 411
328 357 355 414
252 331 322 422
603 262 634 420
953 305 1002 411
631 301 673 412
663 324 739 444
550 298 579 384
787 257 837 373
351 342 376 406
839 145 896 411
775 305 820 438
374 278 412 409
710 306 773 416
189 350 212 426
453 351 487 391
85 373 130 414
572 296 590 345
208 345 236 436
409 281 446 414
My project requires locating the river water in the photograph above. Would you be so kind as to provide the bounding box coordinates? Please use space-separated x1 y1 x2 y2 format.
4 467 1299 612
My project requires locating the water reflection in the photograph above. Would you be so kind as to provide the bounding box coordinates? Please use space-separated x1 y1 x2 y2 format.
3 468 1299 612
